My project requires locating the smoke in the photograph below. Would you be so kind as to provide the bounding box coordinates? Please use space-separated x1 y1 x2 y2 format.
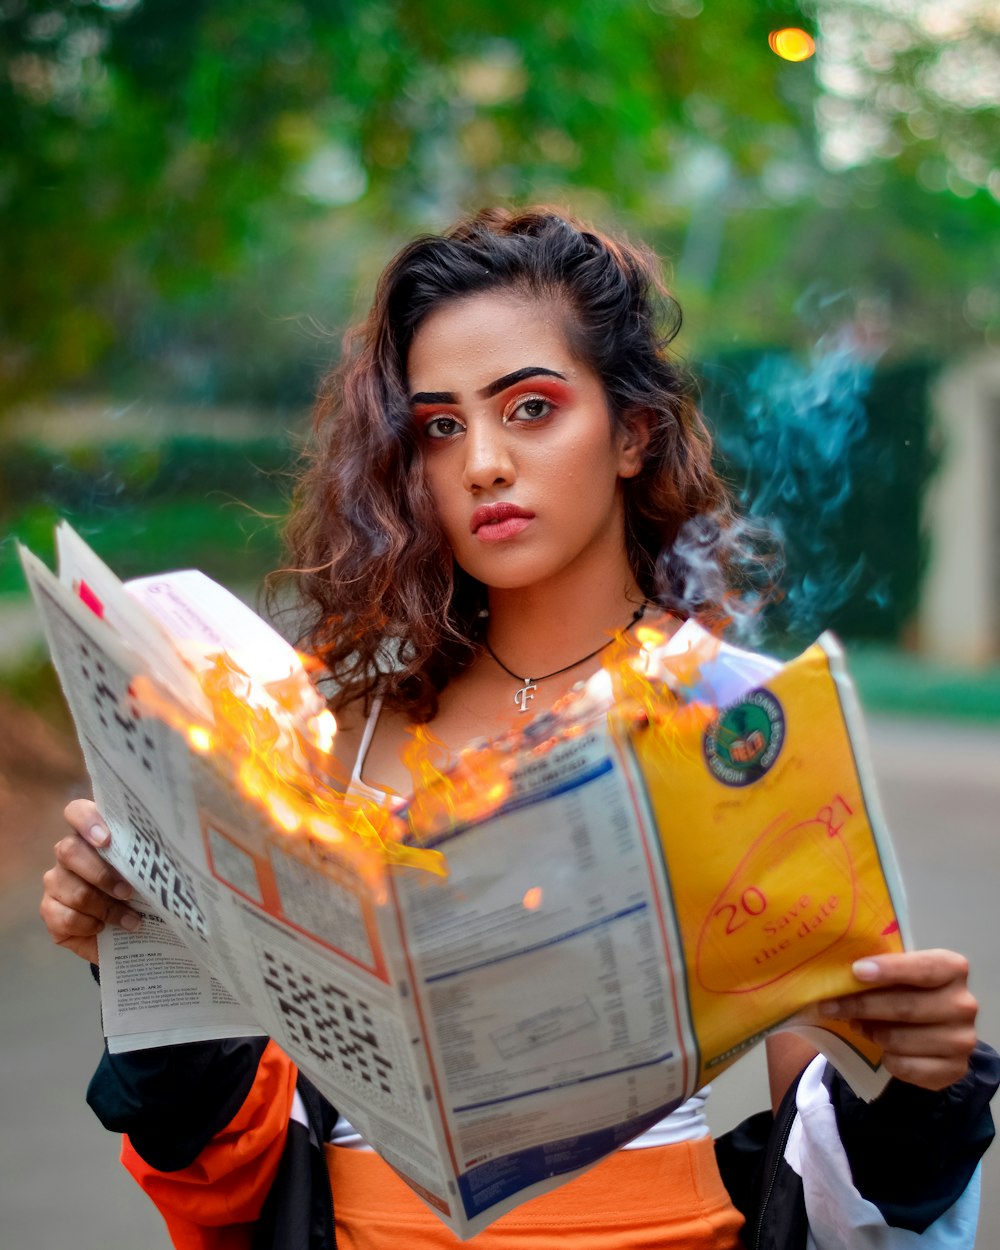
670 323 885 650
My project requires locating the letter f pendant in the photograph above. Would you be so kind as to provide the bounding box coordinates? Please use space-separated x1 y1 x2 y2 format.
514 681 537 713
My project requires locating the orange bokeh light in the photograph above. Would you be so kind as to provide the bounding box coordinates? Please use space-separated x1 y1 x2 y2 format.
522 887 543 911
768 28 815 62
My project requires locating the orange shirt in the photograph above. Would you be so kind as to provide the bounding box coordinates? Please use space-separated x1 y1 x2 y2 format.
327 1134 745 1250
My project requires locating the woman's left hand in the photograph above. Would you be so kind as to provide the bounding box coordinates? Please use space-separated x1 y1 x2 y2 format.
819 949 979 1091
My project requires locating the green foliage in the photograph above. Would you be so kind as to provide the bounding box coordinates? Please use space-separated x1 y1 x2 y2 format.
1 494 286 596
0 436 295 513
2 0 997 655
0 0 820 408
2 0 996 416
0 436 293 594
846 645 1000 723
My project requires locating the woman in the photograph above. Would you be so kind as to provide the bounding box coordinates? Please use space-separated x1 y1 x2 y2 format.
41 208 995 1249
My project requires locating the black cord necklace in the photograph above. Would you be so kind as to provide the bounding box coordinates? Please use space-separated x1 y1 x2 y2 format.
484 603 648 713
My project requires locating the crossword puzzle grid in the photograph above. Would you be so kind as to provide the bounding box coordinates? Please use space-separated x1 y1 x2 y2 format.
259 946 419 1121
44 589 173 803
85 653 157 773
124 788 208 941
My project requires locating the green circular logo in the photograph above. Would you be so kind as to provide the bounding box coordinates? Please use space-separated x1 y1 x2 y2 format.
704 689 785 786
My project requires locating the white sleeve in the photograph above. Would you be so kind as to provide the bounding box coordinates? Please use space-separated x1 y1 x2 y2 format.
784 1056 982 1250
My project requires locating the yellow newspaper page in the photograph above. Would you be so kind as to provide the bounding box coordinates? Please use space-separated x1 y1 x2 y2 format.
627 635 905 1091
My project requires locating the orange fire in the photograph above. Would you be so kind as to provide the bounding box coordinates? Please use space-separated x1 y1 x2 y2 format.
401 614 726 843
602 618 720 769
131 652 446 888
131 612 731 889
403 723 514 840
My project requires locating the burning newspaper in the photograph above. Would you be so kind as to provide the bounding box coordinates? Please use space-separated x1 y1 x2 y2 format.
21 523 908 1240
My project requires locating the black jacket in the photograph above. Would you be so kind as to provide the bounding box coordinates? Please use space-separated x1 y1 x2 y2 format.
88 1037 1000 1250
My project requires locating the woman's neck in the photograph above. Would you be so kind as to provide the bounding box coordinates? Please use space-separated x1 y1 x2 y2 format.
484 564 644 683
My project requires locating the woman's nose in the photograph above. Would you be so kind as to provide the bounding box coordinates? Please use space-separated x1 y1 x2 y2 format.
461 420 515 491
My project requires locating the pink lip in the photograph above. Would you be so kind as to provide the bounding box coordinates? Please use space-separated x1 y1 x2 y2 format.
470 502 535 541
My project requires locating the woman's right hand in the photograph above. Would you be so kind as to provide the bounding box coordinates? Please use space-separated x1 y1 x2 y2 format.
40 799 143 964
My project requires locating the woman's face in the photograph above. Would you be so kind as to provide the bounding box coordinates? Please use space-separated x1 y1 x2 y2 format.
406 290 642 593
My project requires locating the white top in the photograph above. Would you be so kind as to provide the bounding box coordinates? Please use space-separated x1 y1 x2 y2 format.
347 693 398 803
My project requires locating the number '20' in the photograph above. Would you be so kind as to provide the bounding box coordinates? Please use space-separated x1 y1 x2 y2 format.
715 887 767 935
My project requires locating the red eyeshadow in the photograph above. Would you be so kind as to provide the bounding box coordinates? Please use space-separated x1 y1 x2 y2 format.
504 379 573 404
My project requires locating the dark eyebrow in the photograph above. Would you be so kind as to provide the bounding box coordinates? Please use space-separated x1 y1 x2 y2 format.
478 367 567 398
409 390 457 406
409 367 567 407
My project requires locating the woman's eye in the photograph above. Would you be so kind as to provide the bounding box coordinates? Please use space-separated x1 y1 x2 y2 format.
508 395 553 422
423 415 463 440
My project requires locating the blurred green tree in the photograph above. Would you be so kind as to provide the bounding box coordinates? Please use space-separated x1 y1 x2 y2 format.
0 0 816 411
1 0 997 416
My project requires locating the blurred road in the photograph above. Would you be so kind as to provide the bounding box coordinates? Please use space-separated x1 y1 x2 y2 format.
1 715 998 1248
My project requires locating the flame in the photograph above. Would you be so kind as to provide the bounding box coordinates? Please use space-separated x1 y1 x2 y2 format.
400 614 722 842
594 617 724 776
312 709 337 755
636 624 668 651
187 725 213 753
127 610 749 891
768 28 815 62
403 724 514 839
130 652 447 887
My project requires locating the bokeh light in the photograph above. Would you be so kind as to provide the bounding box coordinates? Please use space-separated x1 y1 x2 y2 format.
769 28 816 62
522 887 543 911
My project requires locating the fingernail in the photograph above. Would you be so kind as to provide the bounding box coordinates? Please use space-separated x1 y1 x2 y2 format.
120 912 141 932
89 824 110 847
112 882 133 900
819 999 841 1017
853 958 880 981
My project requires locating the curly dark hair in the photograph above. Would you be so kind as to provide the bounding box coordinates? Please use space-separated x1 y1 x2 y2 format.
281 206 743 722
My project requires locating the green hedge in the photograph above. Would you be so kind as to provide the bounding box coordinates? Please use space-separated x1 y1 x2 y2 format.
0 437 296 594
0 436 298 517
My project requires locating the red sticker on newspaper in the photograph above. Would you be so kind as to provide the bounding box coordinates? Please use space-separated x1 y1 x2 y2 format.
77 580 105 619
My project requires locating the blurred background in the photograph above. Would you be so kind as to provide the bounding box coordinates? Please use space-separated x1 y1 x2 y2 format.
1 0 998 1245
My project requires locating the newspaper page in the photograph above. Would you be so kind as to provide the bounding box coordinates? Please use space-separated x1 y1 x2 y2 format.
381 634 908 1230
21 525 909 1239
20 535 459 1217
623 627 909 1092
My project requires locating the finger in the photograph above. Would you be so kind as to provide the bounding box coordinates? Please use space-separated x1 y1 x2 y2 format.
855 1021 979 1058
40 892 108 940
43 864 142 931
63 798 110 848
821 984 978 1026
879 1052 972 1091
38 901 103 965
45 926 101 965
850 950 970 990
53 835 133 900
